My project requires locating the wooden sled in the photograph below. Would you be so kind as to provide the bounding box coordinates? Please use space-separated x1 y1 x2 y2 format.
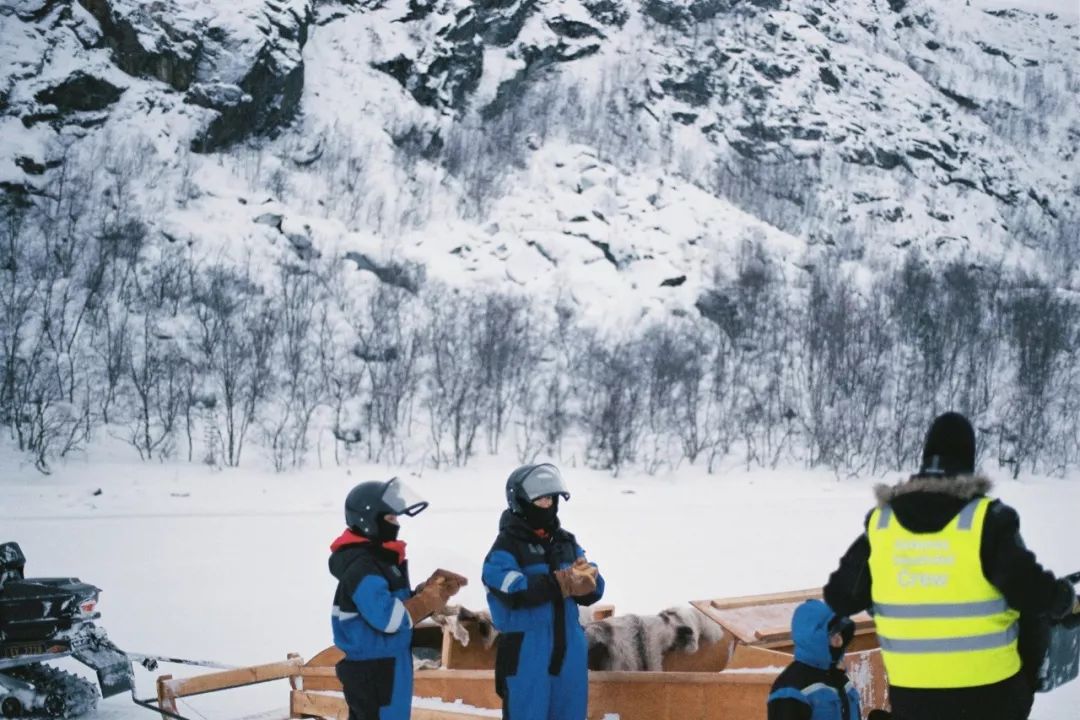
153 589 887 720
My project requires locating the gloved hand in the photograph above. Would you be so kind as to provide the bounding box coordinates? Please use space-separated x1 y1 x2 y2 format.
1072 595 1080 615
415 570 468 599
403 581 449 624
432 568 469 596
553 564 598 598
572 557 598 580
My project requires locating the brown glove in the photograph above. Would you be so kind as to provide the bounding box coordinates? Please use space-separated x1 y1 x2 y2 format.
417 570 467 598
403 582 449 624
553 565 598 598
432 568 469 596
572 557 598 580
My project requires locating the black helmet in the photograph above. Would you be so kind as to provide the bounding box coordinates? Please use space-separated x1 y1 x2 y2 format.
345 478 428 540
506 464 570 515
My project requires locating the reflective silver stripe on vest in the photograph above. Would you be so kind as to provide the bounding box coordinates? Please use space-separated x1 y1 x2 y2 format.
874 598 1010 619
956 498 981 530
878 623 1018 654
877 506 893 529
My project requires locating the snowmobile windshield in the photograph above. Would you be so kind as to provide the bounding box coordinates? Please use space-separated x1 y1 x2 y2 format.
522 465 570 502
382 478 428 517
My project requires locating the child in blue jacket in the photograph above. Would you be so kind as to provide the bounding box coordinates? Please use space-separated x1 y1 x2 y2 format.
482 464 604 720
330 478 466 720
768 599 862 720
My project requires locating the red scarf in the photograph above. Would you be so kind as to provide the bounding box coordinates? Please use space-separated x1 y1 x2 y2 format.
330 528 407 565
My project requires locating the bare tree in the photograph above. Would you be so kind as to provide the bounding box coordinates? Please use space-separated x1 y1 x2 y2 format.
423 286 487 467
577 330 644 473
345 283 424 464
126 311 183 460
262 265 323 470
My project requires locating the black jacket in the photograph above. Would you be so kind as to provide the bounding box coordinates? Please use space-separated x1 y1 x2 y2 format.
768 663 858 720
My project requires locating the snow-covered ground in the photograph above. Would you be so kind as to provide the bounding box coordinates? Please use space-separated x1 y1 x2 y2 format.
3 449 1078 719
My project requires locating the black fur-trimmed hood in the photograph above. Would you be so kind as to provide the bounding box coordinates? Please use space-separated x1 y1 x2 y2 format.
874 474 992 506
870 474 994 533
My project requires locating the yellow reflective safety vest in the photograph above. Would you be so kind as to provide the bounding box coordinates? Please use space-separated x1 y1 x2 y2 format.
867 497 1021 689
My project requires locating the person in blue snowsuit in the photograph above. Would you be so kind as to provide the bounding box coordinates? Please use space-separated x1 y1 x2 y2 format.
482 464 605 720
330 478 467 720
767 599 866 720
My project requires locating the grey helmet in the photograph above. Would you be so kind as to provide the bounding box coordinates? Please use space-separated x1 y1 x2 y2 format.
345 478 428 539
506 464 570 515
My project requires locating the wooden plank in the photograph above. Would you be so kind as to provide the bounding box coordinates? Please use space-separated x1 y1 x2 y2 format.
415 668 778 686
291 690 347 720
291 691 495 720
588 678 769 720
693 594 877 649
414 670 499 710
699 600 808 644
156 674 178 720
846 649 891 719
160 658 303 699
754 626 794 643
660 635 736 672
413 709 496 720
699 588 821 611
442 623 497 671
415 668 780 720
297 666 340 693
305 647 344 668
726 644 793 671
751 623 875 644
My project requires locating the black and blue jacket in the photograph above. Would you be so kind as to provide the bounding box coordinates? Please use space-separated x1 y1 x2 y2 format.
482 510 604 720
329 529 414 720
767 600 861 720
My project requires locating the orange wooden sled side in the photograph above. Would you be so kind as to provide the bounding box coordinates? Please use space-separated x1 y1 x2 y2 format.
154 590 889 720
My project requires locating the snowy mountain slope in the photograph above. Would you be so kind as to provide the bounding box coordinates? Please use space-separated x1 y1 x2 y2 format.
2 0 1078 320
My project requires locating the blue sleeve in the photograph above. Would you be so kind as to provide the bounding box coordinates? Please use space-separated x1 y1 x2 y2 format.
849 686 862 720
353 574 411 634
483 548 559 608
574 543 604 606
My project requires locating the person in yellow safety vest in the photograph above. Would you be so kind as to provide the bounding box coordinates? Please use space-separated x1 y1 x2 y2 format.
823 412 1080 720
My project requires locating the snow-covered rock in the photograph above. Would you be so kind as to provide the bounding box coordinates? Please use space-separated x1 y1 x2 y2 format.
0 0 1077 316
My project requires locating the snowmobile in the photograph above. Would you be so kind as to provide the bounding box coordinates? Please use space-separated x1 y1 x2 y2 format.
0 542 133 719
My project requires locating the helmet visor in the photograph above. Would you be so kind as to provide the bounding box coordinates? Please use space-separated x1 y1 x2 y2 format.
382 478 429 517
521 465 570 502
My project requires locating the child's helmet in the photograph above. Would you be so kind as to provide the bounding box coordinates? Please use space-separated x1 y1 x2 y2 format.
505 464 570 515
345 478 428 538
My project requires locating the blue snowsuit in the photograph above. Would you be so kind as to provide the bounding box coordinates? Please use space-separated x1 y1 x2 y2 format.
482 510 604 720
767 600 862 720
329 530 414 720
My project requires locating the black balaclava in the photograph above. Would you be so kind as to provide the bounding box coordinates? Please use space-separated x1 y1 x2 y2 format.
918 411 976 478
828 615 856 663
522 495 559 532
376 514 400 542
